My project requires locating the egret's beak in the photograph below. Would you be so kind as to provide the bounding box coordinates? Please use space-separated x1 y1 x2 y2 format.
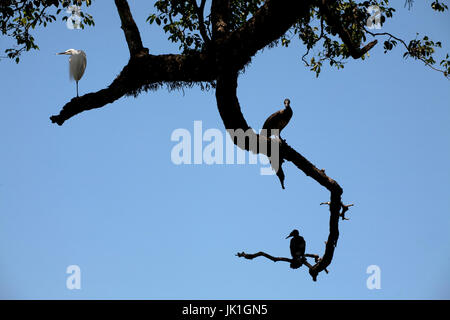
56 51 68 55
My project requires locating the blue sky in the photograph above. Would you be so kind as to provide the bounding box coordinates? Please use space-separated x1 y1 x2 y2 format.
0 1 449 299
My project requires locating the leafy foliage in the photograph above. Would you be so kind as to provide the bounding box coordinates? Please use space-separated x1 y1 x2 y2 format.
0 0 448 77
144 0 448 77
147 0 209 52
279 0 448 77
405 35 449 77
0 0 94 62
146 0 264 52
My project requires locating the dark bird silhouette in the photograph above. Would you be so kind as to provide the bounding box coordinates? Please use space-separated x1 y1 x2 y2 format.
262 98 293 140
286 229 306 269
262 98 292 189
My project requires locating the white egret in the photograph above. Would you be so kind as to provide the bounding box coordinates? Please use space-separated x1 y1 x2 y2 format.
56 49 87 97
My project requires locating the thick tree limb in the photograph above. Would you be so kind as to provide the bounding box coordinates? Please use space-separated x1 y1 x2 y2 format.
51 53 216 125
211 0 231 39
222 0 315 69
50 86 126 126
215 71 343 281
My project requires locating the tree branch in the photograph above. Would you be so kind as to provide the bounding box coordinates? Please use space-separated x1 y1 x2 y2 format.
365 29 450 77
51 0 316 124
215 71 344 281
222 0 315 69
210 0 230 39
50 53 216 125
114 0 147 57
236 251 329 274
192 0 210 43
236 251 292 263
318 0 378 59
321 201 354 220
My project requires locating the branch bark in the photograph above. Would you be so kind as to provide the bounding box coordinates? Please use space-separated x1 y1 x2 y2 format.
226 1 313 61
321 201 354 220
51 53 216 125
215 70 344 281
192 0 210 43
114 0 146 57
211 0 230 39
236 252 329 274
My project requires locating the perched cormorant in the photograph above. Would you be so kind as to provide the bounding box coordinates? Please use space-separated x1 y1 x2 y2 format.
262 98 293 139
286 229 306 269
262 98 292 188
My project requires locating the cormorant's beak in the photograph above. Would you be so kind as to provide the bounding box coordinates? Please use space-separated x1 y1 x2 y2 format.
286 234 292 239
